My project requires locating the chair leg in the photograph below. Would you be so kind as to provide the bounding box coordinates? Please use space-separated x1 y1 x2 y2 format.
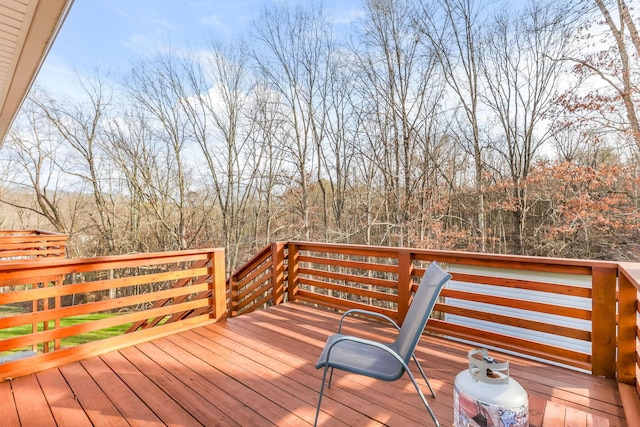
314 365 331 427
327 367 335 387
412 353 436 397
406 368 440 427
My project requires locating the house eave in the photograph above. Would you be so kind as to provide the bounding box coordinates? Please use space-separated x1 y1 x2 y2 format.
0 0 74 146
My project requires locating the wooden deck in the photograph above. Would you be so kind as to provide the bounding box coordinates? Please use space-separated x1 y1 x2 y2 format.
0 303 626 426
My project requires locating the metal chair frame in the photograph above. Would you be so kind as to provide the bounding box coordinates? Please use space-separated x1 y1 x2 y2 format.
313 261 451 426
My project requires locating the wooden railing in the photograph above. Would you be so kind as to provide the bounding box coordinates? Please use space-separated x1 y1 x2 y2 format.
228 241 632 382
0 238 637 405
227 242 286 317
616 263 640 414
0 230 67 262
0 248 225 380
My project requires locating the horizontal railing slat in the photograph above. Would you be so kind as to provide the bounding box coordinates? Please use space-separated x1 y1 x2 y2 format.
296 289 397 319
235 282 272 312
440 288 591 320
0 250 213 279
299 267 397 289
0 249 65 258
426 319 592 370
299 254 399 274
411 251 605 274
294 242 401 258
451 272 592 298
0 267 209 304
434 303 591 341
0 274 63 287
299 277 398 303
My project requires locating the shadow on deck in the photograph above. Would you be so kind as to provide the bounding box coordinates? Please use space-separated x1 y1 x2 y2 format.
0 303 626 426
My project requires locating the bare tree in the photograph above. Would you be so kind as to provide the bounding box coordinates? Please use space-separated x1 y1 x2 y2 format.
0 92 78 233
31 73 122 255
181 41 261 271
253 3 334 240
352 0 445 246
480 0 572 254
596 0 640 149
125 50 193 250
247 82 288 246
416 0 491 251
316 49 360 239
561 0 640 152
106 105 168 252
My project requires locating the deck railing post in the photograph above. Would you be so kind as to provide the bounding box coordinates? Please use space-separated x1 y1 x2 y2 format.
272 242 286 305
210 249 227 322
397 251 413 325
591 266 617 378
617 264 639 385
287 243 299 302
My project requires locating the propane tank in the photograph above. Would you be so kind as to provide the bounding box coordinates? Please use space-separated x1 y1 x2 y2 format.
453 348 528 427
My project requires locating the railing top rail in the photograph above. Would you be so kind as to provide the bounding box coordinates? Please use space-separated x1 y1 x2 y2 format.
229 243 272 278
0 237 67 246
618 263 640 291
0 230 67 236
285 241 619 272
0 248 224 272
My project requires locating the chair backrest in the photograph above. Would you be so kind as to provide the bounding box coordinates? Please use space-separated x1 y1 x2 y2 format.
393 261 451 362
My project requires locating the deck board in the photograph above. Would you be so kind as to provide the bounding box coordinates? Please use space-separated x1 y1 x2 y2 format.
57 361 130 427
1 302 628 426
35 369 93 427
81 357 166 427
0 376 20 427
101 348 206 426
11 374 57 427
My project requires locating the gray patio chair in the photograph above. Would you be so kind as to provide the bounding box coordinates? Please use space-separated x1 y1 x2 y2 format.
313 261 451 427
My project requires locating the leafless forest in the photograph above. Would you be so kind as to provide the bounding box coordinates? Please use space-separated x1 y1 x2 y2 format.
1 0 639 271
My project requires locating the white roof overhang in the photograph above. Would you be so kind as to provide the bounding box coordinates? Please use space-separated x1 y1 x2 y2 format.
0 0 73 146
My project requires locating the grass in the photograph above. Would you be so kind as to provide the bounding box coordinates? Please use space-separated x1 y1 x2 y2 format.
0 306 133 354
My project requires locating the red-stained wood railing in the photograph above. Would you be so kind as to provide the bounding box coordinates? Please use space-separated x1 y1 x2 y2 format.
0 230 67 262
0 236 635 405
228 241 623 379
287 242 619 376
0 231 68 355
0 248 226 380
227 242 286 317
617 263 640 419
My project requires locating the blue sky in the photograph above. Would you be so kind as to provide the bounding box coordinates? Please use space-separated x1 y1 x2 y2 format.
37 0 362 91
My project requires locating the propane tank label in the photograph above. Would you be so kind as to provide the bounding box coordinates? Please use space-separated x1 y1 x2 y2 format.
453 385 529 427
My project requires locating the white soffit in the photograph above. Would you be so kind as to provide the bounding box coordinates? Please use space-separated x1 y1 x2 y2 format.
0 0 73 146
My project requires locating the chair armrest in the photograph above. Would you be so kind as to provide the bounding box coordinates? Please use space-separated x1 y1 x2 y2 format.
324 335 409 370
338 309 401 333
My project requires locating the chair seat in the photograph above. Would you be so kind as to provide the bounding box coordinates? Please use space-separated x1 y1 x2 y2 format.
316 333 404 381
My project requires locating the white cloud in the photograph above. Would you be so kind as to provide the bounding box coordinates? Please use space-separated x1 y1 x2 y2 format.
201 14 228 32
